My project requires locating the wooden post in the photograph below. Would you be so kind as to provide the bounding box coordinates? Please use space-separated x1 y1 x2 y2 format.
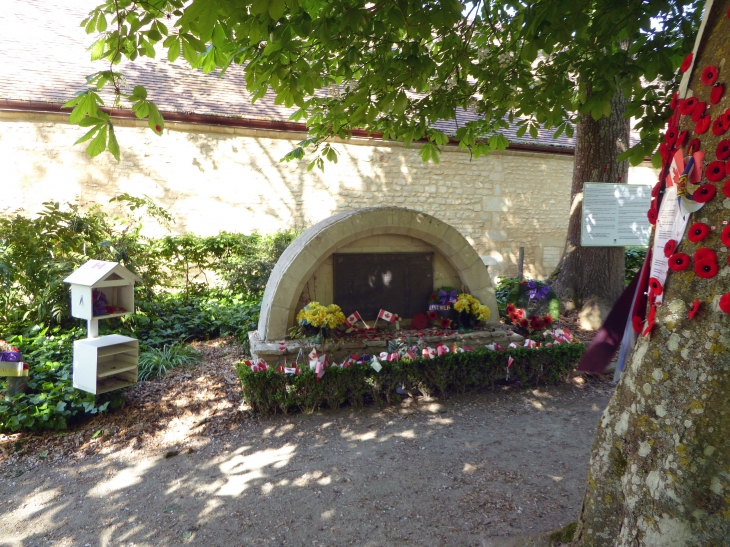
517 247 524 281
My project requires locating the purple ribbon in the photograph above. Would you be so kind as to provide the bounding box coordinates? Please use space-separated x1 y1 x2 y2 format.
438 289 458 305
527 280 550 300
0 351 23 362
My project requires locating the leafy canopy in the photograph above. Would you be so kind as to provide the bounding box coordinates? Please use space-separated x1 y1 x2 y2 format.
69 0 700 167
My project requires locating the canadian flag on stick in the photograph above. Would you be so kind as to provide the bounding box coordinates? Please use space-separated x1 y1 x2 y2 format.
377 309 396 323
345 311 363 328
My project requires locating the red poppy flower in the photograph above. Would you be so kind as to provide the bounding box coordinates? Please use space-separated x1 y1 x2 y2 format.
427 310 438 321
711 83 724 105
680 53 693 73
649 277 663 296
696 115 712 134
676 130 688 148
440 317 451 329
515 308 525 319
688 222 710 242
668 253 691 271
663 239 677 257
430 293 437 300
712 115 729 136
701 66 719 86
670 92 679 110
688 299 701 320
691 101 707 122
716 140 730 161
412 313 429 330
505 303 516 314
519 318 529 329
724 180 730 199
531 318 544 331
727 161 730 176
694 248 717 263
721 225 730 247
632 315 643 334
693 183 717 203
543 315 553 326
706 161 727 182
681 97 698 115
663 127 677 145
694 260 719 279
688 138 702 155
647 203 658 225
652 181 662 198
721 293 730 314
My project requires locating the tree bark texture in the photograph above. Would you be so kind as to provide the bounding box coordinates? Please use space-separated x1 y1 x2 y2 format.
552 87 630 329
575 4 730 545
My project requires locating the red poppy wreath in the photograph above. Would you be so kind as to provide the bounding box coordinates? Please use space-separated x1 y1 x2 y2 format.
668 253 691 271
694 260 719 279
706 161 727 182
693 184 717 203
701 65 720 86
688 222 710 242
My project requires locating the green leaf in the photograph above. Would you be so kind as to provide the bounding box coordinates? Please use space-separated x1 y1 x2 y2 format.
251 0 268 15
108 125 120 161
74 127 98 145
86 124 108 157
269 0 286 21
651 151 662 169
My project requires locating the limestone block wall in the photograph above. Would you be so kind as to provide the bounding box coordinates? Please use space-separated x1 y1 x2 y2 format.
0 110 657 280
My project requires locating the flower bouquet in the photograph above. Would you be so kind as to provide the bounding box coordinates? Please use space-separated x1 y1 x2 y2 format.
295 302 347 340
452 293 491 331
503 279 560 337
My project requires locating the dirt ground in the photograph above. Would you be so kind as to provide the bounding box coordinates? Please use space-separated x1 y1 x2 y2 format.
0 340 613 547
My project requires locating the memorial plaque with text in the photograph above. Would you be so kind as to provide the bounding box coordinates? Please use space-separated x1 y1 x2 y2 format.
581 183 652 247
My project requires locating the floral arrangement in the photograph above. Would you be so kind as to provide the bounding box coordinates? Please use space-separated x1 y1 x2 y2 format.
453 293 491 321
428 287 458 311
427 310 452 329
505 303 553 333
296 302 346 338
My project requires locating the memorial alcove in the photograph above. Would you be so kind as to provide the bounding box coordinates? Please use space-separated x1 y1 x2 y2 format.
257 207 499 342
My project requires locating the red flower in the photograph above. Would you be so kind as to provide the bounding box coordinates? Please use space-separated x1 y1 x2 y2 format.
509 313 519 324
430 293 437 300
680 53 693 73
531 317 544 331
515 308 525 319
694 248 717 264
505 303 516 315
543 315 553 326
676 130 688 148
668 253 691 271
711 83 724 105
519 318 529 329
688 138 701 155
663 239 677 257
688 300 700 320
649 277 663 296
643 305 656 337
720 293 730 314
694 260 718 279
695 115 712 135
680 97 698 115
652 181 662 198
701 65 719 86
691 101 707 122
706 161 726 182
440 317 451 329
664 127 678 145
712 115 729 136
693 183 716 203
724 180 730 199
412 313 429 330
632 315 643 334
670 92 679 110
719 225 730 247
688 222 710 242
647 206 658 225
717 140 730 161
427 310 438 321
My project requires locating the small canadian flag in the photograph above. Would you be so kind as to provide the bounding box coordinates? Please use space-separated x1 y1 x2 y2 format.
377 309 396 323
345 311 363 327
507 356 514 369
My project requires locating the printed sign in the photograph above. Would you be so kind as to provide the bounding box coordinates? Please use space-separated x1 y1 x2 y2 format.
581 183 653 247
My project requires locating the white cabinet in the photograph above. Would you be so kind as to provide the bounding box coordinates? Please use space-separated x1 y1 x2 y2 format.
73 335 139 394
64 260 143 394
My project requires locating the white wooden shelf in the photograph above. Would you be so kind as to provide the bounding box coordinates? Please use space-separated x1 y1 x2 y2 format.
73 335 139 395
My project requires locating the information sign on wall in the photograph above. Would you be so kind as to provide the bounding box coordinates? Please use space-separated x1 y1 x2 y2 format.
581 183 653 247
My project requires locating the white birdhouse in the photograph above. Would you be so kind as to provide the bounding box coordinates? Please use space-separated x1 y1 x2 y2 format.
64 260 142 394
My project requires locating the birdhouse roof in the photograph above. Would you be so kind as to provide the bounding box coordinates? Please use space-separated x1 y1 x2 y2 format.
63 260 142 286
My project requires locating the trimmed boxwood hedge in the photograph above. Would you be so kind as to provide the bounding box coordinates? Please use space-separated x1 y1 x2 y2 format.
237 343 586 415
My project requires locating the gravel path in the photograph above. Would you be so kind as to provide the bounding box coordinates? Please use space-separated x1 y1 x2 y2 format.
0 343 612 547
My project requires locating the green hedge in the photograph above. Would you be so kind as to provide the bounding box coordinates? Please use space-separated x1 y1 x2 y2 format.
237 343 586 415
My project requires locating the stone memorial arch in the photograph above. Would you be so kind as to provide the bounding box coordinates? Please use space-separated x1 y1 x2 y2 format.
257 207 499 342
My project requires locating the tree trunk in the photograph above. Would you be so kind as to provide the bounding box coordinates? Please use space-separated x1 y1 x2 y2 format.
552 88 630 330
574 3 730 544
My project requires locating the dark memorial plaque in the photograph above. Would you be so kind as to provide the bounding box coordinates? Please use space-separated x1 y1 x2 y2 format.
333 253 433 321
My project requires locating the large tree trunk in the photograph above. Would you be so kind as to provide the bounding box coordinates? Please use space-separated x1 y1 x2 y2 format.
574 3 730 544
552 88 630 330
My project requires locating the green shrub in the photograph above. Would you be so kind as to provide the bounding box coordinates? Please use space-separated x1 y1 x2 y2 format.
625 246 647 285
237 343 585 415
138 343 202 380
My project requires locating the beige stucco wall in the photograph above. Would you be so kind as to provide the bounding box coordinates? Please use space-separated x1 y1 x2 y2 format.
0 110 656 280
297 234 462 314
